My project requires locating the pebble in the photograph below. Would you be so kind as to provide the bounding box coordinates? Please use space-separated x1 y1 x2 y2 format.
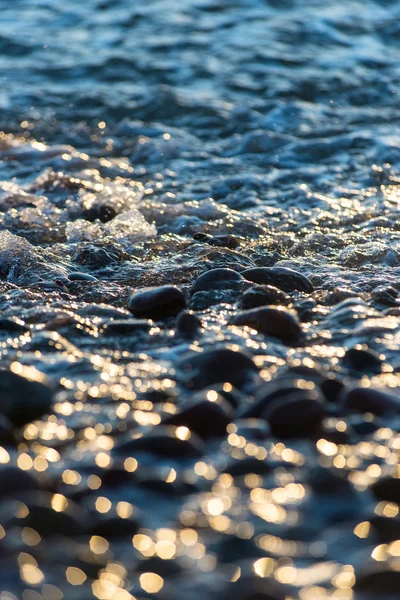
371 474 400 503
341 386 400 416
115 426 204 458
0 369 53 426
177 347 259 390
218 574 286 600
11 493 90 536
0 465 39 498
231 307 302 344
193 232 240 249
68 271 98 281
190 268 245 295
128 285 186 318
90 512 140 537
343 347 383 372
162 393 232 439
175 311 202 337
263 390 326 437
242 266 313 293
240 285 290 309
102 319 152 334
0 318 29 333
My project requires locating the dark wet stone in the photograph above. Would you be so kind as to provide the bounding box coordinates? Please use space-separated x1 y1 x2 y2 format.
85 202 118 223
68 271 98 282
234 418 271 440
115 426 204 458
240 378 314 419
90 512 140 537
0 466 39 498
231 307 302 345
242 266 313 293
190 268 245 295
102 319 152 335
0 369 53 426
264 391 326 438
163 394 232 439
371 475 400 503
342 386 400 416
324 287 358 305
343 347 383 372
370 515 400 542
218 574 286 600
240 285 290 309
0 415 16 445
177 347 259 390
223 456 271 476
293 298 316 322
72 244 121 268
0 318 29 333
371 284 398 306
11 494 90 536
128 285 186 318
354 566 400 594
320 375 345 403
212 535 264 563
176 311 202 338
308 465 353 495
193 233 240 249
348 414 379 435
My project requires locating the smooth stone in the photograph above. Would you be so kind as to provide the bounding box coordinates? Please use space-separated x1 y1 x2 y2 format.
0 415 16 445
102 319 152 334
175 311 202 337
264 391 326 438
308 465 353 495
223 456 271 476
231 307 302 345
348 414 380 435
0 369 53 426
128 285 186 318
177 347 259 390
193 233 240 249
240 378 315 419
163 395 232 439
68 272 98 282
343 347 383 372
218 574 286 600
201 384 243 409
115 426 204 458
85 202 118 223
0 466 39 498
190 268 244 295
11 493 90 536
234 418 271 440
0 318 29 333
354 566 400 594
341 386 400 416
320 376 345 403
242 266 313 293
371 475 400 503
325 287 358 305
370 515 400 542
240 285 290 309
293 298 316 322
90 512 140 537
371 284 398 306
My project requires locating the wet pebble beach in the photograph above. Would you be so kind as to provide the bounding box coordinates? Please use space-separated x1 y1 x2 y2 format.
1 0 400 599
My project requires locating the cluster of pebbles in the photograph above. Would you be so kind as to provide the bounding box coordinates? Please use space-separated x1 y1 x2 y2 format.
0 201 399 599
